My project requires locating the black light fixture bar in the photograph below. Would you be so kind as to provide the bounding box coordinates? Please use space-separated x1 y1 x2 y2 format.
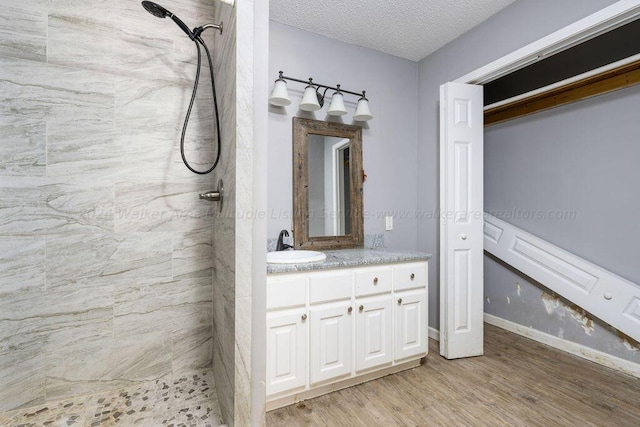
278 71 367 98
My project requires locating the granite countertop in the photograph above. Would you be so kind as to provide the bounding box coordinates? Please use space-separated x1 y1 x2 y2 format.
267 249 432 274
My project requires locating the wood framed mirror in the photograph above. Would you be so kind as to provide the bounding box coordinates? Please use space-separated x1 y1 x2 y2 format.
293 117 364 250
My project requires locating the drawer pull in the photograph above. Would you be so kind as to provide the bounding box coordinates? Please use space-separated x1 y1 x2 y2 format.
397 298 403 305
410 273 415 280
347 306 353 314
301 313 307 321
359 305 364 312
373 277 379 285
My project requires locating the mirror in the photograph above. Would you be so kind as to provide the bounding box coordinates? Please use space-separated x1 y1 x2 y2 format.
307 134 351 237
293 118 364 250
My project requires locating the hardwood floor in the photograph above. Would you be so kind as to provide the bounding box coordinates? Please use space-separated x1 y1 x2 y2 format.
266 324 640 426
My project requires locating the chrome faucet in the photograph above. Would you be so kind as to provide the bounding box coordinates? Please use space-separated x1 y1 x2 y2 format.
276 230 293 251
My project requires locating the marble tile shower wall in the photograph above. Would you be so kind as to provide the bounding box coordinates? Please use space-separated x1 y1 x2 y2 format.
209 2 236 423
0 0 221 413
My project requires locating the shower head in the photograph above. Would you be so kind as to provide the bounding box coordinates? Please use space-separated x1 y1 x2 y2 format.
141 1 195 40
142 1 169 18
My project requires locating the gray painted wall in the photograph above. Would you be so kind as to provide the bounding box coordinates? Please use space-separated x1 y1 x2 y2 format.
485 86 640 285
268 21 419 250
419 0 640 362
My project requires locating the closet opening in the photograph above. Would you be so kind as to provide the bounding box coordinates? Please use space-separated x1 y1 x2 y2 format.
483 17 640 126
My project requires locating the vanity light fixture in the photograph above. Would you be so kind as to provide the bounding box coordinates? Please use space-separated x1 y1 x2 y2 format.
269 71 372 121
327 86 347 116
269 77 291 106
299 81 322 111
353 93 373 121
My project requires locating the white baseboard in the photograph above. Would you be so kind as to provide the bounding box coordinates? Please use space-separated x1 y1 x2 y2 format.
485 313 640 379
428 326 440 341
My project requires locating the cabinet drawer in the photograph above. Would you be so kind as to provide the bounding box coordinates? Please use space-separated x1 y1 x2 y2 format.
393 262 427 291
309 272 352 304
267 275 306 310
355 266 392 297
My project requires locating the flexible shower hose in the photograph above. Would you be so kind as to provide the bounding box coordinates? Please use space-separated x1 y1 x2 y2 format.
181 36 221 174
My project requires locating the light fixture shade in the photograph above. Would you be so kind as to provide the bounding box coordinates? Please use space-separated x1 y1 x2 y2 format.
299 85 321 111
353 98 373 121
327 92 347 116
269 79 291 106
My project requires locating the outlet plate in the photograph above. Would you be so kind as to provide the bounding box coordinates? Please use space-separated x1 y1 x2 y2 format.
385 216 393 231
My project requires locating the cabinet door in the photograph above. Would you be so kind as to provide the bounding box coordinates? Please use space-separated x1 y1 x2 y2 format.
266 309 307 396
355 296 393 372
394 290 428 361
309 303 353 385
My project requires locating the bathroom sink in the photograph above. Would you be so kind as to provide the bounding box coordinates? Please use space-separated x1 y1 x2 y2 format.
267 250 326 264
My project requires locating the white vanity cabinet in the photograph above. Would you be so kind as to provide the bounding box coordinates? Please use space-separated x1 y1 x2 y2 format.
355 295 393 371
266 274 308 396
309 301 353 384
393 264 429 360
394 290 428 360
354 266 394 372
266 308 307 395
266 260 429 410
307 270 353 384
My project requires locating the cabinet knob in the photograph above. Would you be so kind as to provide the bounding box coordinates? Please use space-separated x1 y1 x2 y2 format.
373 277 378 285
359 305 364 312
301 313 307 321
397 298 403 305
347 306 353 314
410 273 415 280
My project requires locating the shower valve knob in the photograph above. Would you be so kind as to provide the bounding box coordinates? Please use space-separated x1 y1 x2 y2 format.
198 179 224 213
199 191 221 201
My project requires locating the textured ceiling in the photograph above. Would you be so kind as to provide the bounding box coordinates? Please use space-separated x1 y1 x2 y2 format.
270 0 515 62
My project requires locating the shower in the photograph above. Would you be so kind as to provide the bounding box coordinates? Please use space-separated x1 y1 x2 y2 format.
141 1 222 175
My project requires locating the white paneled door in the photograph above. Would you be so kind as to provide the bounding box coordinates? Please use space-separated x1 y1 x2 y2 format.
266 309 307 395
394 290 428 360
355 296 393 372
309 303 352 384
439 82 484 359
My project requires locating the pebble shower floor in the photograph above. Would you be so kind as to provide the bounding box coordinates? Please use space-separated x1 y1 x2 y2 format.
0 371 223 426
